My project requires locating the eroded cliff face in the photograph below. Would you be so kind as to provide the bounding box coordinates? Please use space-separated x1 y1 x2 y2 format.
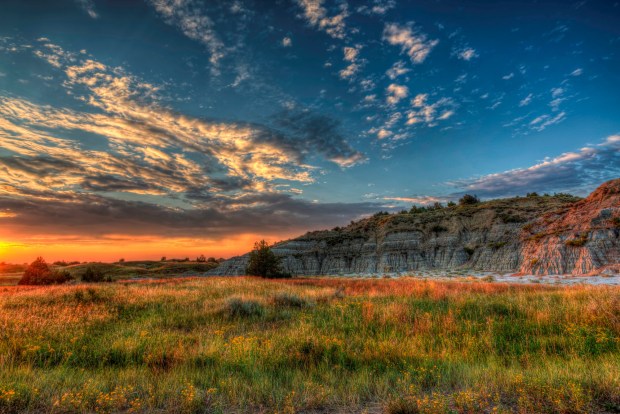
518 179 620 275
212 179 620 276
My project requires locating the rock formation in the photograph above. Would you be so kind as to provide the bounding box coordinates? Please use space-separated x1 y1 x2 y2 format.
212 179 620 276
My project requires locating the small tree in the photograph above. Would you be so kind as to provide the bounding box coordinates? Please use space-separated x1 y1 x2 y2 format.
196 254 206 262
246 240 288 278
18 257 71 285
459 194 480 206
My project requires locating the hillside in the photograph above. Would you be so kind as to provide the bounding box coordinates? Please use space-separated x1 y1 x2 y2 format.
213 179 620 276
59 261 220 280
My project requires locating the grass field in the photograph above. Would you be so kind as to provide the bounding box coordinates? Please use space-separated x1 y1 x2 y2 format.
0 277 618 413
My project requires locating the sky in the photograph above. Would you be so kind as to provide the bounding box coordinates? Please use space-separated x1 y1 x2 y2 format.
1 0 619 263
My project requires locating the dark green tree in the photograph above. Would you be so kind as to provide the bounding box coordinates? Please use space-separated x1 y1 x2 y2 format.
18 257 71 285
246 240 288 278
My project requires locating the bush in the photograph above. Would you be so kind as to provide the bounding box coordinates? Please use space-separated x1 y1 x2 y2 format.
226 298 265 318
18 257 72 285
459 194 480 205
273 293 312 308
196 255 206 262
566 234 588 247
488 241 507 249
82 267 111 283
246 240 289 278
430 224 448 233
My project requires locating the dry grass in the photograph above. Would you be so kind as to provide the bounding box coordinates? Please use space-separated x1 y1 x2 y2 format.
0 276 618 413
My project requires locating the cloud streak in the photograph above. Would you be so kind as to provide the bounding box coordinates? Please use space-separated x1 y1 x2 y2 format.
0 41 369 242
383 22 438 64
148 0 225 70
449 135 620 197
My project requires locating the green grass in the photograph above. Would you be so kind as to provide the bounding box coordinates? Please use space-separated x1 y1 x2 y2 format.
58 261 219 281
0 277 618 413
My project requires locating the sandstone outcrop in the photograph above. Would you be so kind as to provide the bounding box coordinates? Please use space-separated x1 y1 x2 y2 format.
212 179 620 276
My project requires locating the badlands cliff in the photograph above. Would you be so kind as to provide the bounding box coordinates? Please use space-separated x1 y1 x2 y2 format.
213 179 620 276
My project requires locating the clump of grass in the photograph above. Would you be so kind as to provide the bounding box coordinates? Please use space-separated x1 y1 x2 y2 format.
487 241 507 249
481 275 495 282
566 233 588 247
273 292 313 308
225 297 265 318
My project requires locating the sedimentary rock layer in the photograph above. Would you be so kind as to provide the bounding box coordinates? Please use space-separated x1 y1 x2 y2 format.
212 179 620 276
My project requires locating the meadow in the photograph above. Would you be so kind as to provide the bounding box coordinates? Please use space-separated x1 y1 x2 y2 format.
0 277 618 413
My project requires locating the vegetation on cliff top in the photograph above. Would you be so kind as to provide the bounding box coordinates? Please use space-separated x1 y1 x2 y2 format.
297 193 582 243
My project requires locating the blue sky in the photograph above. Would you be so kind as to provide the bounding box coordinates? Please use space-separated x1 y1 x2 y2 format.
0 0 619 259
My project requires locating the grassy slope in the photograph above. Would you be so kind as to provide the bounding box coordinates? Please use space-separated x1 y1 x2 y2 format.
0 277 618 413
59 261 220 280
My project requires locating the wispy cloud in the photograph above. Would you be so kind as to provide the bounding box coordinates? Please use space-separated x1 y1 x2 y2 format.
456 47 477 61
386 83 408 105
383 22 438 64
529 111 566 131
386 60 410 79
148 0 225 71
75 0 98 18
406 94 456 126
383 195 447 205
296 0 348 39
519 93 533 107
357 0 396 15
339 45 362 80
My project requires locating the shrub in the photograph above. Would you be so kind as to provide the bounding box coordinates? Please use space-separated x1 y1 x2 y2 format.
196 254 206 262
246 240 289 278
566 234 588 247
459 194 480 205
612 217 620 228
81 267 111 283
464 246 475 256
226 298 265 318
430 224 448 233
273 293 312 308
18 257 72 285
526 192 539 197
488 241 507 249
499 213 526 223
